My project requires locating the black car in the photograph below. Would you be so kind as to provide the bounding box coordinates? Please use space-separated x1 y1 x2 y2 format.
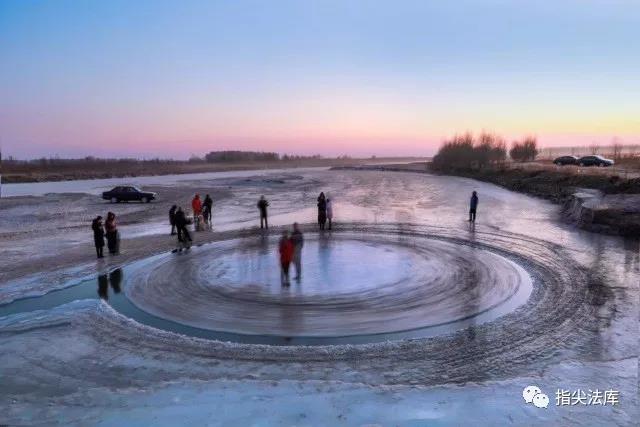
102 186 157 203
577 155 614 167
553 155 579 166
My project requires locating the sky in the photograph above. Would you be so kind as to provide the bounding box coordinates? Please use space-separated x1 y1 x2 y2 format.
1 0 638 159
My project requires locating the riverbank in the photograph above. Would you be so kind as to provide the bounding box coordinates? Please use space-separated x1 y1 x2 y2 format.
431 166 640 200
0 157 428 184
333 162 640 236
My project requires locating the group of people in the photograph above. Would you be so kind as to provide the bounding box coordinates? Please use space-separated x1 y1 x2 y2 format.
190 194 213 231
278 222 304 286
257 192 332 285
256 192 334 231
167 193 215 251
90 187 480 270
91 212 119 258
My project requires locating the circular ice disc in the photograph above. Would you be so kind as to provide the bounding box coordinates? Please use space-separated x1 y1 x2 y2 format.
124 232 532 338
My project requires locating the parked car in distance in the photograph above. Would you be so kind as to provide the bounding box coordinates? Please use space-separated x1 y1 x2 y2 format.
102 186 157 203
553 155 579 166
577 155 614 167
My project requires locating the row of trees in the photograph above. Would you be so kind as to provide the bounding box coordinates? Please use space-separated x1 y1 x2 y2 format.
2 156 184 171
3 151 336 167
194 151 325 163
431 133 538 170
203 151 280 163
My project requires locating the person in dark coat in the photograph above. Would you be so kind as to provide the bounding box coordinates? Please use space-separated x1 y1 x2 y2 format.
91 215 105 258
469 191 479 222
317 192 327 230
104 212 119 255
169 205 177 235
290 222 304 280
174 207 192 251
257 195 269 229
203 194 213 226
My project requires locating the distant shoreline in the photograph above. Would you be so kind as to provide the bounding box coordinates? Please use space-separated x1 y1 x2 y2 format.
333 161 640 198
1 157 429 184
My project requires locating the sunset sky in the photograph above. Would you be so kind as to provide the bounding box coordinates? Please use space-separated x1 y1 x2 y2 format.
1 0 638 159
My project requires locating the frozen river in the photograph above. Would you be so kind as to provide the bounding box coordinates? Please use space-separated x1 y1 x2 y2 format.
0 168 638 425
0 166 329 197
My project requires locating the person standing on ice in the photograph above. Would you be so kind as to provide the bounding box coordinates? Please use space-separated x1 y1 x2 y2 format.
326 196 333 230
91 215 105 258
290 222 304 280
191 194 202 220
257 195 269 229
317 192 327 230
104 212 119 255
279 230 294 286
203 194 213 226
469 191 479 222
174 207 192 251
169 205 177 235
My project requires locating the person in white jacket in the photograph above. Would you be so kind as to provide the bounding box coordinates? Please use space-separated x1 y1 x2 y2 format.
326 196 333 230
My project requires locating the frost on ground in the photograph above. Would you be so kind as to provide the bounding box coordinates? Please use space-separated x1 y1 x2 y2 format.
1 301 636 426
0 169 638 425
0 256 636 425
5 378 637 427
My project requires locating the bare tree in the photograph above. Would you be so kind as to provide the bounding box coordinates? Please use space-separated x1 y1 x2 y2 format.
509 136 539 162
610 137 623 161
589 143 600 155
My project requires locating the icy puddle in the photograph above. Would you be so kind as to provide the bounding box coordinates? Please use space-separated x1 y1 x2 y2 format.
0 231 532 345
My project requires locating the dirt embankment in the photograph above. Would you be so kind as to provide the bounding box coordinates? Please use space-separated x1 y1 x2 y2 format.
562 190 640 236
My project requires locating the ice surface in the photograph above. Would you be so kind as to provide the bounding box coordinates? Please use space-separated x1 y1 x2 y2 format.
0 168 637 425
0 167 328 197
124 232 531 338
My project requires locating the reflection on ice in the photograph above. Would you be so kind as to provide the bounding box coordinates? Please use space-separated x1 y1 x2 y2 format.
97 268 123 300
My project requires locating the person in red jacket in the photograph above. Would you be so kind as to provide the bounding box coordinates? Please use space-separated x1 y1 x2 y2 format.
191 194 202 222
279 231 294 286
